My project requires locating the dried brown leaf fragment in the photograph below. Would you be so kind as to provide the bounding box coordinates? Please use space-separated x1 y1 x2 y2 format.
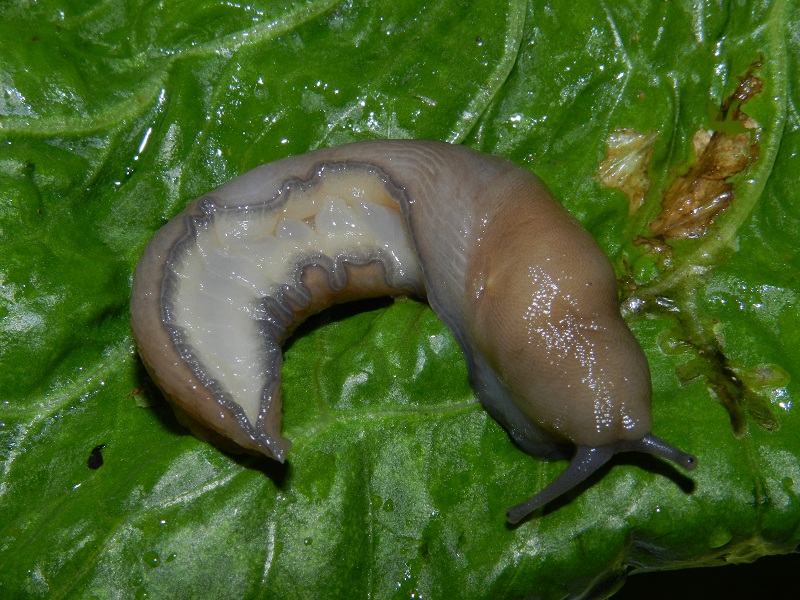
650 63 763 239
597 129 658 211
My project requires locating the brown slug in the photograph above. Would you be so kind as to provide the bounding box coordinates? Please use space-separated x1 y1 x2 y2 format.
130 139 696 523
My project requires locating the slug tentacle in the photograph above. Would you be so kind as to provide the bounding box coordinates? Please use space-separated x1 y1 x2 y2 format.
506 434 698 524
616 433 698 472
130 139 698 519
506 445 615 524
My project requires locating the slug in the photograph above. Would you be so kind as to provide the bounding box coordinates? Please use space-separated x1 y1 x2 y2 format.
130 139 696 523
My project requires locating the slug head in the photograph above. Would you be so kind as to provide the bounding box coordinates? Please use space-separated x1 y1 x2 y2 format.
464 173 697 523
467 179 653 447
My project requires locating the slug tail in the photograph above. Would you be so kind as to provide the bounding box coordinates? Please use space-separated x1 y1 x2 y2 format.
506 445 615 524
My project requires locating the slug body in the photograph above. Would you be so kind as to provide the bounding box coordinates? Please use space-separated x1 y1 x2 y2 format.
131 140 695 522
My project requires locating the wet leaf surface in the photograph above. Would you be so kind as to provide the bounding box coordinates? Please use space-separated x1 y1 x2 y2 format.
1 1 799 598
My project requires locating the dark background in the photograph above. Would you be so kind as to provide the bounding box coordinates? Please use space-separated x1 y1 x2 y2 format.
614 552 798 599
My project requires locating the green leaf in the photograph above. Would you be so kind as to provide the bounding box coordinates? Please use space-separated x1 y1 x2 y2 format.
1 1 798 598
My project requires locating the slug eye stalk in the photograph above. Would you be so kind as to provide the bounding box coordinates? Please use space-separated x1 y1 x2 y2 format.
506 434 697 524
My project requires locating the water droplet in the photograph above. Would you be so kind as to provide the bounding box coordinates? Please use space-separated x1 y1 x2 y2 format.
303 537 313 546
166 553 177 563
143 551 160 568
383 499 394 513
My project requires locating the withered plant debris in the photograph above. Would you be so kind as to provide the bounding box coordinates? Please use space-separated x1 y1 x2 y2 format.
650 297 780 436
624 61 776 439
632 234 673 267
597 129 658 211
675 342 779 435
650 62 763 239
